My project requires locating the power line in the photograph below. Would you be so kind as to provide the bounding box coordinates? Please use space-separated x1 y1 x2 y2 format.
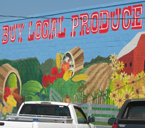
0 14 144 23
0 14 144 19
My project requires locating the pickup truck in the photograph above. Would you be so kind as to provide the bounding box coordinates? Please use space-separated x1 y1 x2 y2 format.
108 99 145 128
0 101 95 128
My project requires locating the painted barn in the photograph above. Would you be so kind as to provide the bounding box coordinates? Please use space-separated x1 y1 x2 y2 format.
118 32 145 75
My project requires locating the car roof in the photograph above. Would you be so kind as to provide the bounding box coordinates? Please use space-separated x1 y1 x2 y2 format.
23 101 78 107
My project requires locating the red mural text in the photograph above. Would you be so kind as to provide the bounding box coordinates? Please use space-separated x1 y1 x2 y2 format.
71 4 143 37
28 16 66 41
2 23 24 44
1 4 143 43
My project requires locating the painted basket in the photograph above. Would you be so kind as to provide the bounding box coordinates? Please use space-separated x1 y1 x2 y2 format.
0 63 21 106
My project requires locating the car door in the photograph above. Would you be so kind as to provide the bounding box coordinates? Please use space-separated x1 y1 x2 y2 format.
74 106 91 128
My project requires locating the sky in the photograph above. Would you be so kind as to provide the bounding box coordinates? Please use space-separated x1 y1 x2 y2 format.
0 0 143 64
0 0 128 21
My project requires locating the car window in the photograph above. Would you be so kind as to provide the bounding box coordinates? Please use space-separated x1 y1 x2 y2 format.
122 102 145 119
20 104 71 117
127 106 145 119
74 106 87 124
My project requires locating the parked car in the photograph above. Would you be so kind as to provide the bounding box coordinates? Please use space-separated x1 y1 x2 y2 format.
108 99 145 128
0 101 95 128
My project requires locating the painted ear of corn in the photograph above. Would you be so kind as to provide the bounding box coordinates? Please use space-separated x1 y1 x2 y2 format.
72 74 88 82
56 53 62 69
63 70 72 81
59 53 63 60
6 95 17 107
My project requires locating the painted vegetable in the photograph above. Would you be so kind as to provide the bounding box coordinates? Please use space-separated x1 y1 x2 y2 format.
42 74 57 88
59 53 63 60
32 95 41 101
56 69 65 78
7 73 17 88
6 94 17 107
10 86 18 94
21 81 42 101
51 67 65 78
43 67 65 88
7 104 13 114
72 74 88 82
51 67 58 75
63 70 72 81
2 106 7 115
12 90 22 103
0 103 2 112
61 61 70 71
4 86 11 102
56 53 61 69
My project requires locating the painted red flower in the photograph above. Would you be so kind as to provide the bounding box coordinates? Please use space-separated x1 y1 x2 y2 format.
50 76 57 84
51 67 58 75
42 74 51 88
56 68 65 78
42 67 65 88
54 76 57 80
50 76 54 84
42 74 58 88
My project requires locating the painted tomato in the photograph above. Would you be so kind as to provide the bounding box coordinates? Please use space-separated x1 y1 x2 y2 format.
61 61 70 71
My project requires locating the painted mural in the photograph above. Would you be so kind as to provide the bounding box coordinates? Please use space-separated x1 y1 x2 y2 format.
0 0 144 119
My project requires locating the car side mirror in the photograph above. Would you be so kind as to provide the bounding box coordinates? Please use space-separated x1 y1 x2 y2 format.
108 118 116 125
88 116 95 123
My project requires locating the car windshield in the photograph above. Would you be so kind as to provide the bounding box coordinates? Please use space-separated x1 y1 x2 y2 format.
19 104 71 117
122 102 145 119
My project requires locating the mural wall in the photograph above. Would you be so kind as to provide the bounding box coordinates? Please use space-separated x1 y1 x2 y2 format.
0 0 144 117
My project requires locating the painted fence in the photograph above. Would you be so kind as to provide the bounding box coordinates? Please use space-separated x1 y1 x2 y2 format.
49 88 62 102
75 102 119 122
49 88 119 122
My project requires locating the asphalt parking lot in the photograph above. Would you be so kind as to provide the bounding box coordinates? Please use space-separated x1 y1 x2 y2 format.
96 125 112 128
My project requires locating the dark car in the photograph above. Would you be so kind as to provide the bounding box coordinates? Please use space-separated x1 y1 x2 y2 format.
108 99 145 128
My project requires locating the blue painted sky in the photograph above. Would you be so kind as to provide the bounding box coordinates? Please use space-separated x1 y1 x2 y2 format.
0 0 128 21
0 0 144 64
